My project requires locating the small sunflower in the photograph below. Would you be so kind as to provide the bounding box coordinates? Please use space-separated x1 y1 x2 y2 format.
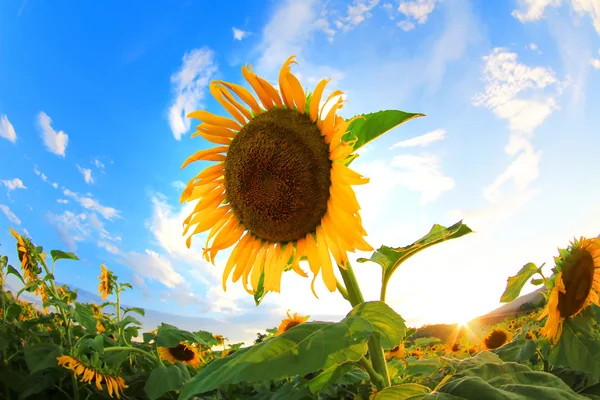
98 264 115 300
538 237 600 343
57 355 128 399
158 343 201 368
385 344 406 360
276 310 309 335
96 320 106 333
482 328 512 350
180 56 373 297
9 227 41 283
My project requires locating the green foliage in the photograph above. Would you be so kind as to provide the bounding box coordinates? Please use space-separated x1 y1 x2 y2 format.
156 323 209 347
145 363 191 400
23 343 62 373
343 110 425 152
358 221 472 293
374 383 431 399
49 250 79 263
500 262 540 303
549 317 600 379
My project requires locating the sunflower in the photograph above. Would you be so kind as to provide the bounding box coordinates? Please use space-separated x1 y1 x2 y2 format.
57 355 128 399
9 227 41 283
385 344 406 360
482 328 512 350
538 237 600 343
158 343 201 367
276 310 309 335
96 320 106 333
98 264 115 300
180 56 373 297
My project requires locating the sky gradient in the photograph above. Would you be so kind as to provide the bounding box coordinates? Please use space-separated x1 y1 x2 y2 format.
1 0 600 346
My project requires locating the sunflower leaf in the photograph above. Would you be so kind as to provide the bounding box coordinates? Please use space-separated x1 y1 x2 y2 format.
156 323 209 347
500 262 539 303
373 383 431 399
6 265 24 284
23 342 62 374
549 317 600 378
49 250 79 263
343 109 425 153
178 301 405 399
357 220 472 290
144 363 191 400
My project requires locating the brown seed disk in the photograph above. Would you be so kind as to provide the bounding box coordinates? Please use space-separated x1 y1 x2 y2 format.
225 108 332 243
558 249 595 318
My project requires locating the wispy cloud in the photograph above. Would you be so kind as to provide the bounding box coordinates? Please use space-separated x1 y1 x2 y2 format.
77 165 94 184
0 115 17 143
171 180 185 190
389 129 446 149
118 249 184 289
63 189 120 220
334 0 380 32
396 0 440 29
592 49 600 69
0 204 21 225
232 27 249 40
47 211 88 251
513 0 600 33
1 178 27 191
33 166 59 188
36 112 69 157
168 48 217 140
57 199 69 204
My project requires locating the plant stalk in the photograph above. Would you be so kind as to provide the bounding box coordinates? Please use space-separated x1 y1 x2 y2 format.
338 261 390 390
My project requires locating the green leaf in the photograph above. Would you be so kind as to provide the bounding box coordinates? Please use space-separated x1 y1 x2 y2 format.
253 269 267 306
23 342 62 373
500 262 539 303
357 220 473 287
343 110 425 152
121 283 133 290
193 330 220 346
179 301 405 399
123 307 145 317
145 363 191 400
156 323 208 347
114 315 142 329
530 278 544 286
50 250 79 263
143 332 155 344
6 265 24 284
549 318 600 377
72 302 98 332
306 363 355 394
375 383 431 399
493 339 538 364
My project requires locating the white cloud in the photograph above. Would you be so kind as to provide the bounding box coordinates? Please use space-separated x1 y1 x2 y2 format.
63 189 120 220
47 211 88 251
77 165 94 184
98 241 120 254
398 20 416 31
1 178 26 191
335 0 380 32
513 0 600 33
130 273 150 297
592 49 600 68
512 0 561 22
171 180 185 190
390 153 456 205
389 129 446 149
0 204 21 225
232 27 249 40
168 48 217 140
530 43 539 51
36 112 69 157
57 199 68 204
118 249 184 289
93 159 105 170
398 0 437 23
0 115 17 143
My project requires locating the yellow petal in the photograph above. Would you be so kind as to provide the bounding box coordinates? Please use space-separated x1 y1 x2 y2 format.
218 84 253 121
250 242 268 293
263 242 278 292
242 65 274 110
286 71 306 113
316 226 336 292
192 123 237 138
183 179 224 205
279 56 296 109
185 207 230 247
191 130 232 145
319 96 344 136
222 233 251 291
181 146 228 170
319 90 344 120
210 81 247 125
232 237 261 283
310 78 330 122
187 110 241 130
215 80 263 115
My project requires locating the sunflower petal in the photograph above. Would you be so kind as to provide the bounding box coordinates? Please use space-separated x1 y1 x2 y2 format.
310 78 330 122
188 110 241 130
216 80 263 115
181 147 229 170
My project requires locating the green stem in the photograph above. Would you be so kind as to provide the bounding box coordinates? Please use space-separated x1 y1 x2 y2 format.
359 357 384 388
380 276 388 302
335 279 349 301
338 261 390 391
536 348 549 372
104 346 158 361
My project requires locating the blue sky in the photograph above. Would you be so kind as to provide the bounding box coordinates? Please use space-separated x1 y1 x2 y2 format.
1 0 600 345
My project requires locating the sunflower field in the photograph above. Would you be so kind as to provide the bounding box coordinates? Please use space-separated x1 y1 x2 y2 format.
2 57 600 400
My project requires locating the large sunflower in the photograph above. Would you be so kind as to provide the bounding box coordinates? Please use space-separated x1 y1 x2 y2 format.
57 355 128 399
538 237 600 343
180 56 372 297
158 343 202 368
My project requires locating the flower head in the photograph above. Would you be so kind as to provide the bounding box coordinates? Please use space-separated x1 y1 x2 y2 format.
276 310 309 335
482 328 512 350
538 237 600 343
57 355 128 398
180 56 373 298
9 227 41 283
98 265 115 300
158 343 201 368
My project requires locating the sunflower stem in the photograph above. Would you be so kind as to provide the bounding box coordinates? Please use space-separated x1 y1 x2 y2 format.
338 261 390 391
104 346 157 361
335 279 349 301
380 276 388 302
359 356 384 389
